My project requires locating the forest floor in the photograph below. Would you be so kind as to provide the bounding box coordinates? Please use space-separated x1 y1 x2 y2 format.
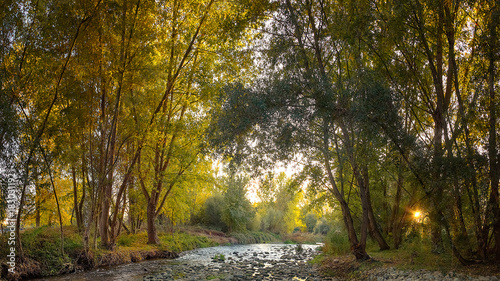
317 250 500 280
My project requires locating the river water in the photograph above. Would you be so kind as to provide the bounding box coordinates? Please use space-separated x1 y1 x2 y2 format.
33 243 323 281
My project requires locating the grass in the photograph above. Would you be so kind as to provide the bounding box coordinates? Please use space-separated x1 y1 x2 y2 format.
308 253 326 264
212 254 225 261
230 231 280 244
0 225 229 280
0 226 327 280
323 230 351 255
283 231 325 244
319 233 500 279
158 231 216 252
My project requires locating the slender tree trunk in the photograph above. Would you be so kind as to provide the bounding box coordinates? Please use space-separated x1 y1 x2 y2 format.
322 120 369 260
391 161 403 249
35 184 41 228
363 165 390 250
128 174 137 234
487 1 500 260
72 166 83 232
146 203 159 244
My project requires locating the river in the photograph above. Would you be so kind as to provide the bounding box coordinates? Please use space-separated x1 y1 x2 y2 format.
33 243 329 281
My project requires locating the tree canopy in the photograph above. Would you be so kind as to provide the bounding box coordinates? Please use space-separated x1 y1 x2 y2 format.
1 0 500 267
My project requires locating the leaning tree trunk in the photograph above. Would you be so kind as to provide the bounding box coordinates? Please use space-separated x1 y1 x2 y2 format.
322 122 370 260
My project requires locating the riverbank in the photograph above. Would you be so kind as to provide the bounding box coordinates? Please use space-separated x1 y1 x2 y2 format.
316 253 500 280
0 226 286 280
144 243 329 281
29 243 327 281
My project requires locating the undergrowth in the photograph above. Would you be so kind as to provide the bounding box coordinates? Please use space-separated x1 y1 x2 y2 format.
0 226 225 279
230 231 280 244
283 232 325 244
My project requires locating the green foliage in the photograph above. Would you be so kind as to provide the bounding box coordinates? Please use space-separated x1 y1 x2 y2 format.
314 218 331 235
324 230 351 256
304 213 318 233
230 231 279 244
212 253 225 261
159 232 215 252
221 176 255 232
247 212 262 232
257 173 303 235
117 234 138 247
0 226 82 276
199 194 228 232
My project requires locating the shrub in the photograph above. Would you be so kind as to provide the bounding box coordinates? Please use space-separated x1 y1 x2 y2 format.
324 229 351 255
221 177 255 232
314 218 331 235
304 213 318 233
201 194 228 232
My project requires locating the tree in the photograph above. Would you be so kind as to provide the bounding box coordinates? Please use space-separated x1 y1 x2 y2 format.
221 176 254 233
304 213 317 233
257 173 302 234
209 0 393 260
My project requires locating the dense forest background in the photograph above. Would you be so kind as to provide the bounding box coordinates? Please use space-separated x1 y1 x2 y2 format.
1 0 500 268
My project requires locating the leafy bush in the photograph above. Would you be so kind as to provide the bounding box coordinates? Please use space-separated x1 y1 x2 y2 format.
200 194 228 232
304 213 318 233
221 176 255 232
117 234 137 247
159 232 214 252
231 231 279 244
2 226 83 276
314 219 331 235
324 229 351 255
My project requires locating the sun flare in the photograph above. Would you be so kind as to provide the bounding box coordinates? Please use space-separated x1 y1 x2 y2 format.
414 211 421 219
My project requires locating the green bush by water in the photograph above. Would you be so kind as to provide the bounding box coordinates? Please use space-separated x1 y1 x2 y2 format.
159 232 215 252
324 229 351 255
231 231 280 244
0 226 84 277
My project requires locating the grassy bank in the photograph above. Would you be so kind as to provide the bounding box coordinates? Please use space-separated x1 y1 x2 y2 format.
316 233 500 280
282 232 324 244
0 225 284 280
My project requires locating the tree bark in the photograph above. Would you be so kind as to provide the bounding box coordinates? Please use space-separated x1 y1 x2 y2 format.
391 161 403 249
72 165 83 232
146 203 159 244
322 120 369 260
487 0 500 261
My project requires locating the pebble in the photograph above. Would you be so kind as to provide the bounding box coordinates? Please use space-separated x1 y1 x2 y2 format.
365 267 499 281
142 245 499 281
143 246 335 281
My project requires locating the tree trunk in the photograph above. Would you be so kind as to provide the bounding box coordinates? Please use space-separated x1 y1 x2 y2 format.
487 1 500 261
99 181 112 249
72 166 83 232
363 166 390 250
35 185 41 228
128 179 137 234
147 203 159 244
391 162 403 249
322 121 369 260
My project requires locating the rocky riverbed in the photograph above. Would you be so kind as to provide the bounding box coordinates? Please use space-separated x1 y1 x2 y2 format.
143 244 333 281
32 243 500 281
361 267 499 281
142 243 500 281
